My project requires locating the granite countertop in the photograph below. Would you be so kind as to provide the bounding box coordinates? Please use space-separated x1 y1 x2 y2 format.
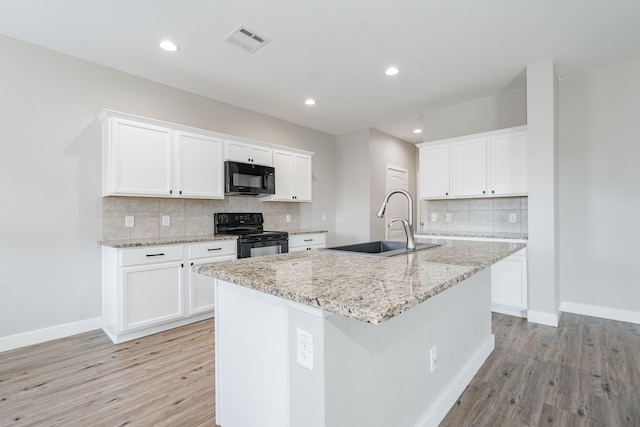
100 229 327 248
287 229 328 235
100 234 237 248
416 230 528 240
196 238 525 324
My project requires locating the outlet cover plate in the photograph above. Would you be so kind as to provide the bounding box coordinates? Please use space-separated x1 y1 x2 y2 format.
296 328 313 371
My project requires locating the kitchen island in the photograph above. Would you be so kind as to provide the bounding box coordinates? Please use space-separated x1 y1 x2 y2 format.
196 239 524 427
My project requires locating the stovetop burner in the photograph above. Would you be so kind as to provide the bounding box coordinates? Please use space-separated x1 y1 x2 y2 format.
213 212 288 240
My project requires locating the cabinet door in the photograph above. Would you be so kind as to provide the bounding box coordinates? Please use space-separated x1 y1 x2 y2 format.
121 263 184 332
273 150 294 200
225 141 273 166
175 131 224 199
419 144 450 199
491 250 527 312
250 146 273 167
489 132 527 196
189 255 236 315
452 138 487 197
225 140 252 163
293 153 312 201
110 118 173 196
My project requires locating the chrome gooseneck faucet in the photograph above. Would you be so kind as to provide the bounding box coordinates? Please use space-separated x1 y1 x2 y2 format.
376 189 416 250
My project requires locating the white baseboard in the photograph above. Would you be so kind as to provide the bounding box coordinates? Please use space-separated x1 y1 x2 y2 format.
492 304 527 318
527 310 560 327
416 334 496 427
560 302 640 325
0 317 102 353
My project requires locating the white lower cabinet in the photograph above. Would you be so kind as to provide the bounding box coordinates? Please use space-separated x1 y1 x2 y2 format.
187 241 237 315
491 248 527 317
121 262 184 332
102 240 236 343
288 233 326 252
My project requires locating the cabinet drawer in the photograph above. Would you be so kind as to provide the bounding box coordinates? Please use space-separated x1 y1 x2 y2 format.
120 245 183 267
289 233 326 248
188 240 237 259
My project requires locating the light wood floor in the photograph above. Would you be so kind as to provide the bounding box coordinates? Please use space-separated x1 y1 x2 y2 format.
1 313 639 426
0 320 217 426
441 313 640 426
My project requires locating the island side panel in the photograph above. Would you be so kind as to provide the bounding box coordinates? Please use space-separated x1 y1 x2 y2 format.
215 281 291 427
323 268 494 427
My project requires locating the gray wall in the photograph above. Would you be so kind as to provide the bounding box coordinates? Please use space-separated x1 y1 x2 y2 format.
368 129 418 241
559 58 640 312
422 88 527 142
0 34 335 338
334 130 370 246
334 129 417 245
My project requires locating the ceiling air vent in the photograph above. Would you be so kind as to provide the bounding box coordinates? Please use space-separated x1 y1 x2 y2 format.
223 26 270 53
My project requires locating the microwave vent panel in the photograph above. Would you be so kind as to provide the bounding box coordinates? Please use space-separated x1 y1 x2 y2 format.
223 26 270 53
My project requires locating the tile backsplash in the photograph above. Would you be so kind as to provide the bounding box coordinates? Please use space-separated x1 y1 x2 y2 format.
102 196 301 240
418 197 528 234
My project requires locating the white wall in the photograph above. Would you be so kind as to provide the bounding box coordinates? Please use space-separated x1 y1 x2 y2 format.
559 59 640 315
0 34 335 339
526 60 560 326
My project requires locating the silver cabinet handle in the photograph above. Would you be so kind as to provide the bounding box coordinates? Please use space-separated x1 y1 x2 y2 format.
145 253 165 257
207 248 222 251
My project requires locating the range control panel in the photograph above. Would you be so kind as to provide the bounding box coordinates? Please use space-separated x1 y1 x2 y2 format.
215 213 263 225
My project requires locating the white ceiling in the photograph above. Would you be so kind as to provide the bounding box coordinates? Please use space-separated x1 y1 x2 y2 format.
1 0 639 143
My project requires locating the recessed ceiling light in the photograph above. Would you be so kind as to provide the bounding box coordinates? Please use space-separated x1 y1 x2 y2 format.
385 67 400 76
305 98 316 106
413 129 422 134
159 40 179 52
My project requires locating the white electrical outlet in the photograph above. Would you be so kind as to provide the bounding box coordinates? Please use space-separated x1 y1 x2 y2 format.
509 213 517 224
431 213 438 222
445 213 452 223
162 215 170 226
322 213 326 221
125 215 134 228
430 345 438 373
285 214 291 223
296 329 314 371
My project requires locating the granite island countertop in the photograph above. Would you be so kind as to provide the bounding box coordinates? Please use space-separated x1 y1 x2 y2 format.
196 238 525 324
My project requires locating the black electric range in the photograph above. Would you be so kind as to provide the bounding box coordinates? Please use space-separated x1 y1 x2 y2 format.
214 213 288 259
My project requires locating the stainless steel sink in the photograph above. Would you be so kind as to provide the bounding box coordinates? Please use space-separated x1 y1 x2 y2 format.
324 241 440 257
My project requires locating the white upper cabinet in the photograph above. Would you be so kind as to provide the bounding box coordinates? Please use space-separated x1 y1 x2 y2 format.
262 150 312 202
106 118 173 196
488 131 528 196
174 131 224 198
418 126 527 200
419 143 450 199
224 140 273 166
101 112 224 199
293 152 312 201
452 137 488 197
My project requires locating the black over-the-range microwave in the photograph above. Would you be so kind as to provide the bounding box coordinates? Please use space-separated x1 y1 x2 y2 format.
224 161 276 196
